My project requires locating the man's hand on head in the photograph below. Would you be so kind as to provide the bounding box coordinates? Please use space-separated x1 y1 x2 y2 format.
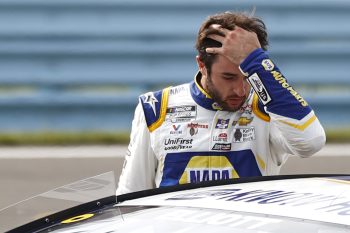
205 24 261 65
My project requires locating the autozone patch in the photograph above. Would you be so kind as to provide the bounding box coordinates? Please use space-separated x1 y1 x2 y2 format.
247 73 271 105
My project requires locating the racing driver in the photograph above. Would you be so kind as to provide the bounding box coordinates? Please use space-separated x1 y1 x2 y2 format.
116 11 326 194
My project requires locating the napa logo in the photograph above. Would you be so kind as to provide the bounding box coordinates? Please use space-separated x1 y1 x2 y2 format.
169 86 186 95
179 156 239 184
262 59 274 71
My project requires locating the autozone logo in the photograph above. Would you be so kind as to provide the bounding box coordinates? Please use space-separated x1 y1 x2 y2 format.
270 70 308 107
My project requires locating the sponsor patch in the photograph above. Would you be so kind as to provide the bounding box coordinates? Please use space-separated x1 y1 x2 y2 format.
213 133 228 142
239 104 252 114
233 117 253 126
262 59 275 71
189 127 198 136
164 137 193 151
187 122 209 129
188 169 231 182
212 143 231 151
233 127 255 143
215 119 230 129
169 86 186 95
178 156 239 184
169 124 183 135
166 105 197 123
270 70 308 107
187 122 209 136
247 73 272 105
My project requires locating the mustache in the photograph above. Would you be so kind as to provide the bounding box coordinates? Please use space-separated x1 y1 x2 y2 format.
225 96 245 100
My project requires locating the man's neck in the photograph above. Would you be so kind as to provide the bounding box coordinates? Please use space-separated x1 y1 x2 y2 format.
196 71 207 92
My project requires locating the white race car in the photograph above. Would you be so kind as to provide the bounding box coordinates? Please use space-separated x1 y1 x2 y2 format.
2 172 350 232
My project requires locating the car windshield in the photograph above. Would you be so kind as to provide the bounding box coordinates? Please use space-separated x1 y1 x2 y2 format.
0 171 116 233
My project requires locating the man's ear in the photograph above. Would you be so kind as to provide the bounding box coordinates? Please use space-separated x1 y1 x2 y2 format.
196 55 207 76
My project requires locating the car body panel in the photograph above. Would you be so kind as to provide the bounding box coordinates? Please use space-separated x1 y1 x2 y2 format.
119 177 350 226
3 174 350 232
39 205 349 233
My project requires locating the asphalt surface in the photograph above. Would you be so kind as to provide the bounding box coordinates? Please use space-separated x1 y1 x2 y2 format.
1 143 349 211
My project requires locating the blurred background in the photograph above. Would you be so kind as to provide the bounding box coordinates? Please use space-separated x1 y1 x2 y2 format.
0 0 350 144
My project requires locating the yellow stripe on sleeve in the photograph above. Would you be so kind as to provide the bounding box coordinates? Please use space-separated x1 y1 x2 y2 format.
252 93 270 122
278 115 317 131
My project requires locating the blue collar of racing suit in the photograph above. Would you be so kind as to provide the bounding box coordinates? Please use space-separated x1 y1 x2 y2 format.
190 71 223 111
190 71 254 112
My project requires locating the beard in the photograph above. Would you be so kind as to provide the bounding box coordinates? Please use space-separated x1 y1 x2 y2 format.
205 75 246 112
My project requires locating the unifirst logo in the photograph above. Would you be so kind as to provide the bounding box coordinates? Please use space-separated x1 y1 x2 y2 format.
270 71 308 107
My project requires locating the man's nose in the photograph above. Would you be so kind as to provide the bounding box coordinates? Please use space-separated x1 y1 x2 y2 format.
232 78 246 97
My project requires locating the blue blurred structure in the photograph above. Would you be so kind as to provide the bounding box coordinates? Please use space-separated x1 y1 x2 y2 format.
0 0 349 132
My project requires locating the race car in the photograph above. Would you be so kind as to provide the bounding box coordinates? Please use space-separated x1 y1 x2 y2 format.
2 172 350 232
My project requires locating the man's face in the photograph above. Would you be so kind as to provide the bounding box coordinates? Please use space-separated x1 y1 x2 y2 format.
204 55 250 111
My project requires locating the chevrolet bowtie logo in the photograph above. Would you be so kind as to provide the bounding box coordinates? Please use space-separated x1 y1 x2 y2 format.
233 117 253 126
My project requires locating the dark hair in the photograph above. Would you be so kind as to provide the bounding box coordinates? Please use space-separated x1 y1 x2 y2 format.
196 11 268 74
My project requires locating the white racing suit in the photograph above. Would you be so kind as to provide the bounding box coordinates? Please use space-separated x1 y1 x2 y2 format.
116 48 326 195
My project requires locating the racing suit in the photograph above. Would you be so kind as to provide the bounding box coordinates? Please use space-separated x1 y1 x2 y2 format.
116 48 326 195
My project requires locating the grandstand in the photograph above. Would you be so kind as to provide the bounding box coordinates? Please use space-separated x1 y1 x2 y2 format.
0 0 349 132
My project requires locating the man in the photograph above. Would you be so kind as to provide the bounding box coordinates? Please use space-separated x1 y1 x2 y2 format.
116 12 326 195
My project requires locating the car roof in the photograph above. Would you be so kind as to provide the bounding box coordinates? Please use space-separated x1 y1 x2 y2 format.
5 174 350 232
118 176 350 226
